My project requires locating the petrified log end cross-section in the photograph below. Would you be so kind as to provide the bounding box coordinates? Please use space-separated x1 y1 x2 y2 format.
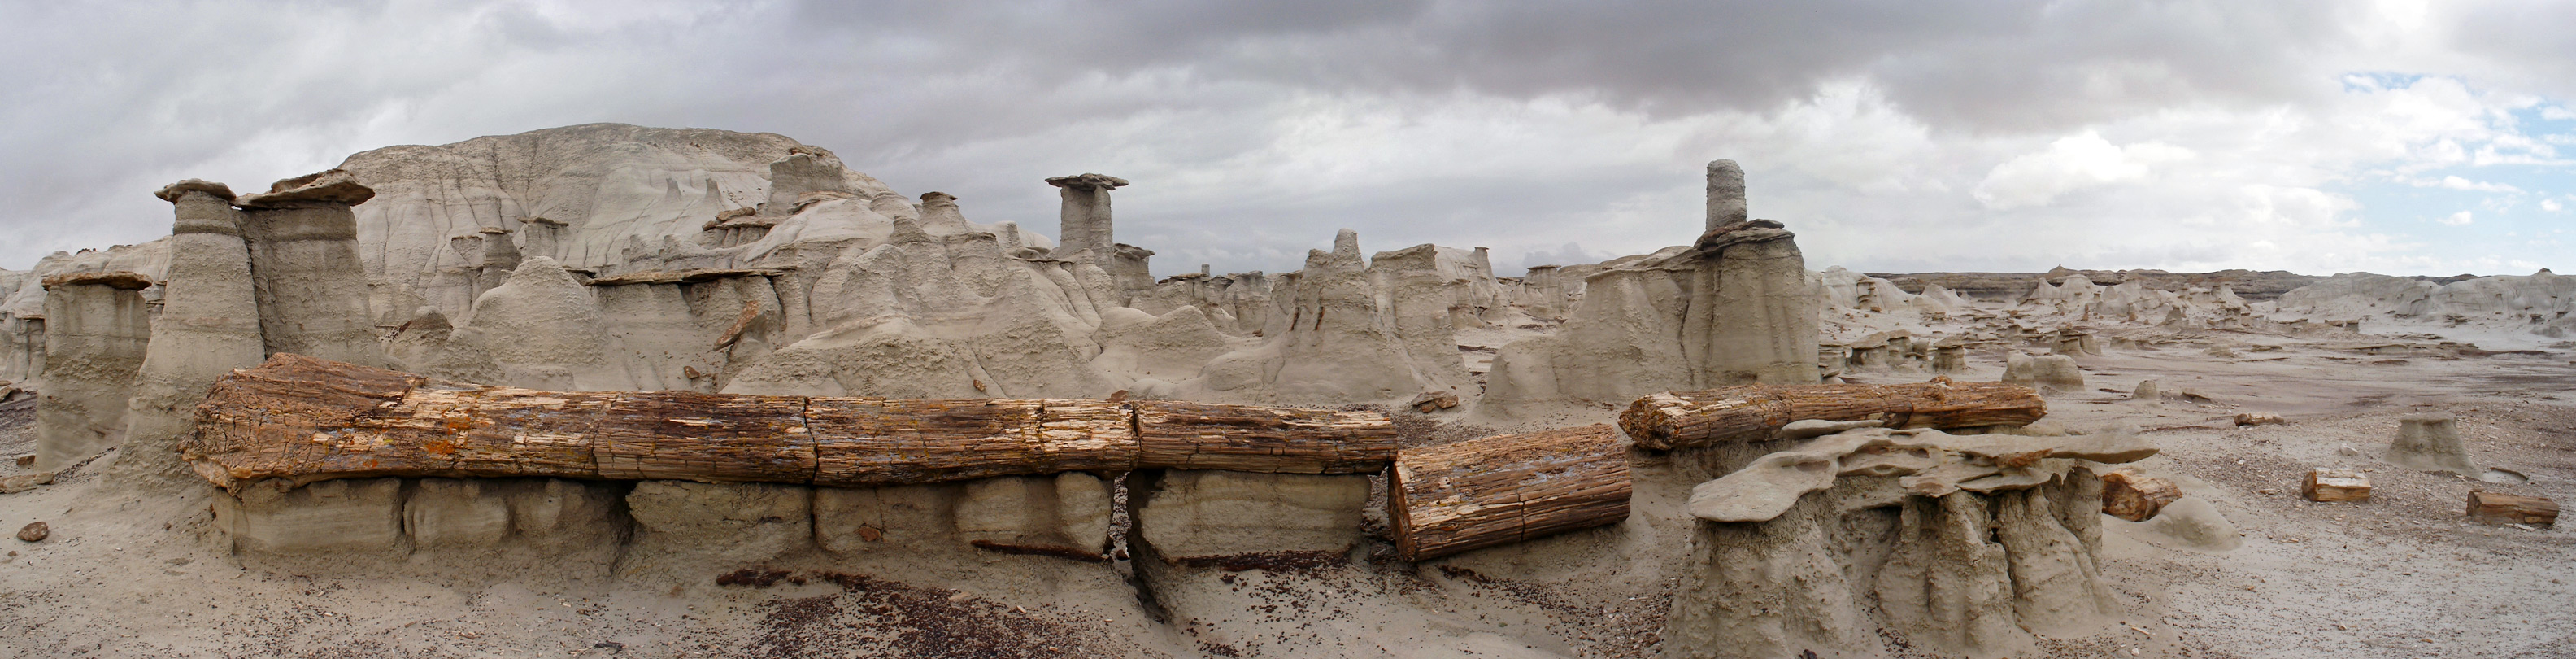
1389 425 1632 562
185 354 1396 491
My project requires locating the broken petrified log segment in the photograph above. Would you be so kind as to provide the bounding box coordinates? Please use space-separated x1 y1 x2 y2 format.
1620 379 2046 450
2466 491 2557 527
188 354 614 487
2233 412 2287 427
1410 391 1460 413
591 390 816 482
189 355 1395 490
807 397 1138 487
1389 425 1629 561
2100 470 2183 522
0 472 58 494
2302 469 2370 502
1131 400 1396 474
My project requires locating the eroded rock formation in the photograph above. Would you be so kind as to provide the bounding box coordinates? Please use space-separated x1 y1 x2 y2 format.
31 272 153 470
1480 163 1821 416
0 124 2251 657
1667 426 2143 658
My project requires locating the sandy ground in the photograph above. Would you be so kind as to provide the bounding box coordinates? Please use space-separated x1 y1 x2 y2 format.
1986 330 2576 659
2 326 2572 658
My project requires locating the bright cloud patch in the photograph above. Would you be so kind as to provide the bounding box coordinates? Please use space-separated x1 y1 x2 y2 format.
2438 210 2474 225
1971 132 2193 210
2417 175 2522 192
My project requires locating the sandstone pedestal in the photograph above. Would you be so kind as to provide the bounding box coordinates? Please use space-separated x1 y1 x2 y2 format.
32 272 153 471
2387 414 2479 475
212 478 408 555
955 473 1112 558
110 181 269 485
235 170 387 367
1046 172 1128 264
1135 470 1368 562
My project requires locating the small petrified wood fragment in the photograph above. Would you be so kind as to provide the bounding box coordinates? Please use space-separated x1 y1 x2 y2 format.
1389 425 1629 561
2466 491 2557 527
2301 468 2370 502
1620 379 2045 450
2100 469 2183 522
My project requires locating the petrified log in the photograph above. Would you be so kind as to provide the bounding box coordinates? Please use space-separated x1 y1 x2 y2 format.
2466 491 2557 527
1132 400 1395 474
2302 468 2369 502
188 354 1392 490
593 390 815 482
2100 469 2183 522
1619 378 2047 450
807 397 1138 487
1389 425 1629 561
185 353 603 488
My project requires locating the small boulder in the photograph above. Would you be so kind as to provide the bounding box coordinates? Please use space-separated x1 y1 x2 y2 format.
15 522 46 542
1410 391 1460 413
0 472 54 494
2002 353 2084 394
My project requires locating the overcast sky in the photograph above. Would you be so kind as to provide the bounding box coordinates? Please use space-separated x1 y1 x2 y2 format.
6 0 2572 277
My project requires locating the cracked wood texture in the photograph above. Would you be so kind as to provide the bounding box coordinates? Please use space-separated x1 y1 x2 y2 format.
188 355 1390 490
2100 469 2183 522
1618 379 2047 450
592 390 813 482
1388 424 1630 561
2466 491 2556 527
807 397 1137 487
1131 400 1396 474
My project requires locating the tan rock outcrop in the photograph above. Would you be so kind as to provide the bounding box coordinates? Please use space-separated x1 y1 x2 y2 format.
1481 162 1819 416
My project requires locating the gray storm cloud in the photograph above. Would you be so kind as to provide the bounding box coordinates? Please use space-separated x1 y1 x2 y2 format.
1 0 2567 276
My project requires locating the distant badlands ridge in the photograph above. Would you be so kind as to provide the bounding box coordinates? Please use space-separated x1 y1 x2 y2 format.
1871 268 2471 302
